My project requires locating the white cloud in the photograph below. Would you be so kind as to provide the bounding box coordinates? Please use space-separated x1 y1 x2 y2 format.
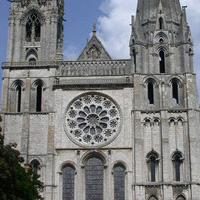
97 0 136 59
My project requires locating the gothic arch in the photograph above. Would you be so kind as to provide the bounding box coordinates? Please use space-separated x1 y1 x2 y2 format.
10 80 25 89
30 79 46 112
9 80 25 112
31 79 46 88
29 158 42 174
143 76 160 85
146 150 160 161
176 195 186 200
155 32 168 43
148 195 158 200
26 48 38 61
59 161 77 173
143 77 160 106
81 150 108 167
29 157 43 165
171 150 184 161
166 75 184 85
111 160 128 172
171 151 184 182
20 7 45 23
146 150 160 182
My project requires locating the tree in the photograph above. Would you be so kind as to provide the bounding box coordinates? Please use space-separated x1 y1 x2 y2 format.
0 133 44 200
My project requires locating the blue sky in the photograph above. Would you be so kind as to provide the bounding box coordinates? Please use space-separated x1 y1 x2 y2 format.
0 0 200 99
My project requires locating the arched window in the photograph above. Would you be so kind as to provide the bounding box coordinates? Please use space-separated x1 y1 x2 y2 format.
149 196 158 200
147 151 159 182
150 155 156 182
36 84 42 112
174 154 182 181
26 12 41 42
159 50 165 73
147 82 154 104
30 159 40 174
31 80 45 112
16 85 22 112
172 152 183 182
62 164 75 200
132 49 136 67
11 80 24 113
159 17 164 29
86 157 103 200
172 80 179 104
177 195 186 200
114 164 125 200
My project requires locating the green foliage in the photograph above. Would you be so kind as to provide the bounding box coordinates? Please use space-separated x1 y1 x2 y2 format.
0 133 44 200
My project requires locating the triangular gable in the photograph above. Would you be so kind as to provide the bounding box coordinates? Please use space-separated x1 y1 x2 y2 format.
77 27 112 61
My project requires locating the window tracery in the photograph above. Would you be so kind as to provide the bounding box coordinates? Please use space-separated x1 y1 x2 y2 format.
26 13 41 42
64 93 122 148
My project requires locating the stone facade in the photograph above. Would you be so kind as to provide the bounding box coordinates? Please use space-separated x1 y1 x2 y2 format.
1 0 200 199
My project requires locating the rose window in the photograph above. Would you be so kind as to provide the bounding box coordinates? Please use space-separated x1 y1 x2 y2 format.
64 93 122 147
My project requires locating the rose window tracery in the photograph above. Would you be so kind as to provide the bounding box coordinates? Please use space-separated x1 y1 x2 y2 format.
64 93 122 147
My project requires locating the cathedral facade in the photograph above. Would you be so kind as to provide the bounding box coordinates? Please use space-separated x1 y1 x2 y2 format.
1 0 200 199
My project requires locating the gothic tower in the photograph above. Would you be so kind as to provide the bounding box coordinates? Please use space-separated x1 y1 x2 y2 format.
1 0 200 199
130 0 200 199
6 0 64 62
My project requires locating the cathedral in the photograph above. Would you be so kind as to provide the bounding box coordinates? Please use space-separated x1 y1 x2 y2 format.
1 0 200 199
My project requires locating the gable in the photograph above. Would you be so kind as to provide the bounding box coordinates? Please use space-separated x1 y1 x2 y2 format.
77 32 112 61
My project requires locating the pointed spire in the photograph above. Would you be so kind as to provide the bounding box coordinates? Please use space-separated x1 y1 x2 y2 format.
158 0 163 14
135 0 182 24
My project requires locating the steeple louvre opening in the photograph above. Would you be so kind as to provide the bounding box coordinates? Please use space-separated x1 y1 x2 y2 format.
172 80 179 104
148 82 154 105
159 50 165 73
159 17 164 29
36 84 42 112
16 85 22 112
26 12 41 42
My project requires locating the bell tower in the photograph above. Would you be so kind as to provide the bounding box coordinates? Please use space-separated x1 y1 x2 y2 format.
129 0 200 199
6 0 64 62
130 0 194 74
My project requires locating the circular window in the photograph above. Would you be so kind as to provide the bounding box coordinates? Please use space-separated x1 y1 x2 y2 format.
64 93 122 148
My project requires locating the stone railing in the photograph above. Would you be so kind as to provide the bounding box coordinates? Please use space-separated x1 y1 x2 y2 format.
1 61 57 68
2 60 132 77
56 60 131 77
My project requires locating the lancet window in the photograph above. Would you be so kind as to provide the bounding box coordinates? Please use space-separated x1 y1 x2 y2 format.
114 164 125 200
62 164 75 200
26 13 41 42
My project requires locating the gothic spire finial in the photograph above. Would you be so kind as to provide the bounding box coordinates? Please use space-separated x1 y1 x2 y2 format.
93 24 96 35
